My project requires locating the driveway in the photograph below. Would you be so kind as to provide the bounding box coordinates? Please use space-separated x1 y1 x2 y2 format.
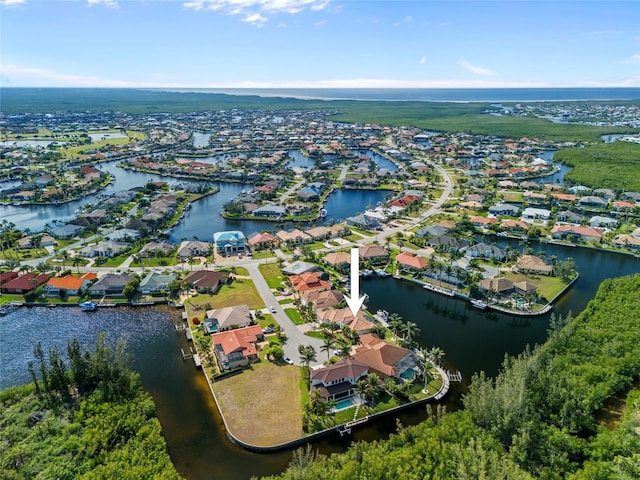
244 263 324 367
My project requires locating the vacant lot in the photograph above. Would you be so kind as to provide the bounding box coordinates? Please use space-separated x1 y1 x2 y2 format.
212 362 302 446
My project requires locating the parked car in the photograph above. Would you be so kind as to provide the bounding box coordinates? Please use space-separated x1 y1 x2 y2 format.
269 305 277 313
283 356 293 365
262 326 275 334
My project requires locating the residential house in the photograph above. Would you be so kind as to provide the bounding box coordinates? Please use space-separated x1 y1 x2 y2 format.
415 224 451 239
177 240 212 258
81 240 127 258
139 271 178 294
470 216 498 229
317 308 370 329
1 273 50 294
477 277 515 295
514 281 538 297
359 245 390 265
252 204 286 218
351 333 420 381
88 273 133 296
247 231 278 250
395 252 429 272
589 215 618 229
138 241 174 258
488 202 520 217
426 235 470 253
289 272 332 294
500 219 531 234
50 223 83 239
276 229 312 245
204 304 253 333
16 234 57 250
577 196 608 209
300 289 344 311
521 207 551 222
282 261 319 275
210 325 264 371
612 234 640 251
45 272 97 296
310 358 369 402
213 231 248 255
516 255 553 276
556 210 584 225
0 271 19 287
183 270 229 293
322 252 351 272
551 225 603 243
463 243 507 261
346 213 382 231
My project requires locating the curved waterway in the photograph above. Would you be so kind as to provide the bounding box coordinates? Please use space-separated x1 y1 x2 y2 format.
3 241 640 479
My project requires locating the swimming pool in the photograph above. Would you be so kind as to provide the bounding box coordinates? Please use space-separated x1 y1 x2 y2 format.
334 397 357 411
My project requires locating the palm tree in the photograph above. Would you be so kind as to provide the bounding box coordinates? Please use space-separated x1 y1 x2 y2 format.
428 346 445 367
401 321 420 346
388 312 403 340
418 348 434 392
320 337 335 361
72 256 82 275
299 345 317 369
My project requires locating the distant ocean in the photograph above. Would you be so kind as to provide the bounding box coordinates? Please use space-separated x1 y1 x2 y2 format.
169 87 640 103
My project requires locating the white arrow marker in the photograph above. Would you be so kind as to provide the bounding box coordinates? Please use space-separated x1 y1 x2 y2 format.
344 247 366 316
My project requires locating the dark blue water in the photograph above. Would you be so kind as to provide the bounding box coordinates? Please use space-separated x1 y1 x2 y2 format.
321 189 391 223
352 149 399 172
181 88 640 103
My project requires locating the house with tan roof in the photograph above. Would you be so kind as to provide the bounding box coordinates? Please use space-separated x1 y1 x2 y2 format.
310 358 369 402
210 325 264 371
300 289 344 310
477 277 514 294
317 308 368 328
613 234 640 251
351 333 420 381
247 231 278 250
276 229 312 245
551 225 602 242
322 251 351 272
45 272 97 296
204 304 253 333
359 245 389 265
516 255 553 276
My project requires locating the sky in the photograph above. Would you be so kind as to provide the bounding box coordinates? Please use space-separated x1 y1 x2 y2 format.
1 0 639 89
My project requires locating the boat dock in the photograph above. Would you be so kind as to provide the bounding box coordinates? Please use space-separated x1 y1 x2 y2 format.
423 283 455 297
447 370 463 382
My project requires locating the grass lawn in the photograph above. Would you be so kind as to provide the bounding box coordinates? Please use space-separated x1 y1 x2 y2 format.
188 279 265 310
259 263 286 289
212 362 303 446
349 227 375 237
304 331 324 340
285 307 304 325
502 272 569 301
251 250 275 260
309 241 327 250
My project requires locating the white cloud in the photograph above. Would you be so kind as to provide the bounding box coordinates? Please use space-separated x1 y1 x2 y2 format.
313 19 326 27
459 60 496 76
394 15 413 27
420 56 427 65
87 0 120 10
183 0 329 25
623 54 640 64
0 0 27 6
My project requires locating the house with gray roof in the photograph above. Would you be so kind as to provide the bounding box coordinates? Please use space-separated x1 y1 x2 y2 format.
88 273 133 296
488 202 520 217
282 261 319 275
139 271 178 294
463 243 507 261
81 239 127 258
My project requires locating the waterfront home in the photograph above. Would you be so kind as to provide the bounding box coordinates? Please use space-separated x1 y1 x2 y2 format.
351 333 420 381
514 280 538 296
213 231 248 255
346 213 382 231
1 273 50 294
80 240 128 258
247 231 278 250
322 252 351 272
210 325 264 371
395 252 429 272
252 204 286 218
470 216 498 229
589 215 618 229
612 234 640 251
317 308 371 329
414 224 451 239
45 272 97 296
463 243 507 261
88 273 133 297
551 225 603 243
204 304 253 333
359 245 390 265
306 224 345 241
592 188 616 199
0 271 19 286
516 255 553 276
183 270 229 294
310 358 369 403
489 202 521 217
477 277 515 295
551 193 577 205
139 271 177 294
107 228 142 242
500 219 531 235
523 192 548 205
300 289 344 310
289 272 332 294
612 201 637 212
49 223 83 239
177 240 212 258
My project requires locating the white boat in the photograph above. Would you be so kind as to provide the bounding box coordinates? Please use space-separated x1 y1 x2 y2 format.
79 301 96 311
471 299 488 309
319 208 327 218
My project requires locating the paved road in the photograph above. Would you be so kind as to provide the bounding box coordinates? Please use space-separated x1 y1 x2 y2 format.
244 263 324 367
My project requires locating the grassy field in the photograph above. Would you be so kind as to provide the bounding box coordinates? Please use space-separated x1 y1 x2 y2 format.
187 278 264 310
259 262 286 289
212 362 303 446
555 141 640 191
503 271 569 302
